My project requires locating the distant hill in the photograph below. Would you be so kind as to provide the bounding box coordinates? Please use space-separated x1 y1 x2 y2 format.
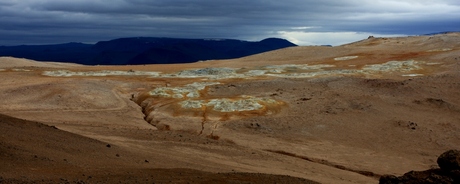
0 37 296 65
423 31 457 36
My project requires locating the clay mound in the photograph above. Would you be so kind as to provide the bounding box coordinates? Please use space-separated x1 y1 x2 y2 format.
0 114 316 183
0 113 133 177
379 150 460 184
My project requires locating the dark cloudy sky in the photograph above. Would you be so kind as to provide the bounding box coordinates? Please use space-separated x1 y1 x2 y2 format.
1 0 459 46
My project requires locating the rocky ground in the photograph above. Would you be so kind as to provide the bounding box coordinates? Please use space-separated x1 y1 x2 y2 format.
0 32 459 183
380 149 460 184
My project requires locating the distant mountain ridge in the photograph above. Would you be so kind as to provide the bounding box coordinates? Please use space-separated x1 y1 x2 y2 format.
0 37 296 65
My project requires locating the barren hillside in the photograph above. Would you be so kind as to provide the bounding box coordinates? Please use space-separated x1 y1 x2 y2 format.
1 32 459 184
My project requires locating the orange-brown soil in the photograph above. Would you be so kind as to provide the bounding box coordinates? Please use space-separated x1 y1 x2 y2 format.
0 32 459 183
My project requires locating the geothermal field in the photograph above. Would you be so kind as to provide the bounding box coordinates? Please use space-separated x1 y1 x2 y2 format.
1 33 460 183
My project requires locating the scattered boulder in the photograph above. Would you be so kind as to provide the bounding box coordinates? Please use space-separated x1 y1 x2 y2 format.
379 150 460 184
438 150 460 171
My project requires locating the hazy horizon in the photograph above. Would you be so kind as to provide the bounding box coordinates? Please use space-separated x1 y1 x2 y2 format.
1 0 459 46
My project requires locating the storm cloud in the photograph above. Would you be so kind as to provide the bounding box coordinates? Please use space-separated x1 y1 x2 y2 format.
1 0 459 46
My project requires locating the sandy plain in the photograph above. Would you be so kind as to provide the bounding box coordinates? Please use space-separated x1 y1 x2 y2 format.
0 33 460 183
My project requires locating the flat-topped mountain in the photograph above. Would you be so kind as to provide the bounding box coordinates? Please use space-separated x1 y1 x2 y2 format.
0 37 296 65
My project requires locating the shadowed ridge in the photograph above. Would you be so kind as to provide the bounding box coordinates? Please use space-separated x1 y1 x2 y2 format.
0 37 297 65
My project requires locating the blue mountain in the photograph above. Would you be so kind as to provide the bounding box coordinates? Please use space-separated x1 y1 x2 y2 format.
0 37 296 65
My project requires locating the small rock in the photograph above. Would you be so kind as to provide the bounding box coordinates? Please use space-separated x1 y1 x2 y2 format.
299 97 312 101
437 150 460 171
408 122 417 130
